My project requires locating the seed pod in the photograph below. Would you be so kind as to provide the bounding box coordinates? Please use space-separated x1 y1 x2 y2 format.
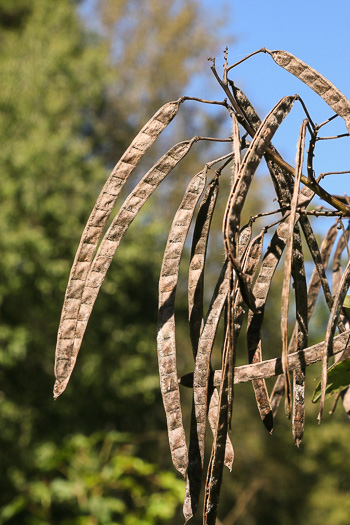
188 176 220 357
332 226 350 296
265 49 350 133
54 138 195 399
319 258 350 422
231 83 261 133
185 261 230 520
291 226 308 446
224 96 297 311
280 120 307 414
210 328 350 386
271 222 338 416
157 165 208 476
55 99 182 377
203 326 231 525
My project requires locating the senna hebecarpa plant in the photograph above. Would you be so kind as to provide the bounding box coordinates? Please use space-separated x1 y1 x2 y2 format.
54 48 350 523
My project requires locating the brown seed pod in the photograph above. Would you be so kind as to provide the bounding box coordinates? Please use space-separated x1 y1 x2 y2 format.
157 165 209 476
271 222 338 417
265 49 350 133
280 119 307 414
54 138 195 399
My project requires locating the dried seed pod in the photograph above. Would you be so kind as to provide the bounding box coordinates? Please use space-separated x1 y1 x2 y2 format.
265 49 350 133
271 222 338 416
184 261 230 521
54 99 182 378
280 119 307 414
290 226 308 446
208 329 350 386
225 95 296 254
332 225 350 296
54 138 195 399
237 230 272 430
203 326 231 525
183 386 234 524
224 96 297 311
208 388 234 471
185 222 251 521
157 165 208 476
231 83 262 133
188 176 220 356
231 84 305 431
247 184 315 420
319 258 350 422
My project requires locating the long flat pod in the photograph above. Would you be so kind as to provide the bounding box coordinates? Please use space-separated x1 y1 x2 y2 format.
231 83 261 133
280 119 307 412
184 176 226 523
318 258 350 421
207 388 234 471
332 225 350 296
243 231 275 431
246 185 315 407
270 222 338 416
54 138 196 399
232 84 298 426
228 230 268 430
200 328 350 386
264 49 350 133
223 113 241 428
54 100 182 383
290 226 308 446
192 224 252 459
192 260 230 450
185 225 252 522
203 326 232 525
188 176 220 356
224 96 297 310
157 164 209 476
225 95 297 256
183 261 230 522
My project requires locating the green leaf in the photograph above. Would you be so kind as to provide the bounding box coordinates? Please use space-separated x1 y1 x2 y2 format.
312 358 350 403
342 295 350 318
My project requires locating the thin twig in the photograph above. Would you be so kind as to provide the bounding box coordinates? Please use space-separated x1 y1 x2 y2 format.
316 133 349 140
183 96 230 108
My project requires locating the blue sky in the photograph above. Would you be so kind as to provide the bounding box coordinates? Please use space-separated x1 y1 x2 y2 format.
80 0 350 209
194 0 350 205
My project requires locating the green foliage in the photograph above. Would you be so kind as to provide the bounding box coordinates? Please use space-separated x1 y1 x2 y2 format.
342 294 350 317
312 359 350 403
0 0 218 522
1 432 184 525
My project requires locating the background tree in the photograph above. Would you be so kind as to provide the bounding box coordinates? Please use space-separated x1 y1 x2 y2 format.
0 1 349 524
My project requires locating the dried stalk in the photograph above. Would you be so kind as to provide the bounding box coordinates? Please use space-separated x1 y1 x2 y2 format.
280 119 307 414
